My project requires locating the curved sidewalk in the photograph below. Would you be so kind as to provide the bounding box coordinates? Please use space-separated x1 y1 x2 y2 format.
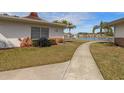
0 41 104 80
63 41 104 80
0 61 69 80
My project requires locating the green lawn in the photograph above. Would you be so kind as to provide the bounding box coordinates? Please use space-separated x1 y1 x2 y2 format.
91 42 124 80
0 40 86 71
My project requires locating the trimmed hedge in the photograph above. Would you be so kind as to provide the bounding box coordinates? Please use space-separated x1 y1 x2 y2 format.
32 38 64 47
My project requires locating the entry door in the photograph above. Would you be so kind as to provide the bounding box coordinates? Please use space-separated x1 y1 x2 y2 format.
40 28 49 38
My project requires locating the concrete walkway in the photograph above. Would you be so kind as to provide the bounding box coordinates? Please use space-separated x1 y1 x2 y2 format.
0 61 69 80
63 41 104 80
0 41 104 80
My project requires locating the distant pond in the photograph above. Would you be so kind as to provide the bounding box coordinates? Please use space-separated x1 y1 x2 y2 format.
79 38 113 41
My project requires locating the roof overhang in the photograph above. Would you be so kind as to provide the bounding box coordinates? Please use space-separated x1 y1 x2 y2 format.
0 16 67 28
109 18 124 26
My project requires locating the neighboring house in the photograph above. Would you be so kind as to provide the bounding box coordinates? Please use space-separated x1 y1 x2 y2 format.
109 18 124 47
0 12 67 48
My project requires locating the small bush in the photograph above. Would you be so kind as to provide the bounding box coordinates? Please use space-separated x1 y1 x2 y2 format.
19 37 32 47
32 40 39 47
56 38 64 43
33 38 64 47
39 37 51 47
49 39 57 45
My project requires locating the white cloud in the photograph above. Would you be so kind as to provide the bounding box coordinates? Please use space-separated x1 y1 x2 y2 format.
40 12 95 34
41 12 94 25
39 12 95 34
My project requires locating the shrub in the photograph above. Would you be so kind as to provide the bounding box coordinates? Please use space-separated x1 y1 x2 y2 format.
32 40 39 47
49 39 57 45
56 38 64 43
32 38 64 47
20 37 32 47
39 37 51 47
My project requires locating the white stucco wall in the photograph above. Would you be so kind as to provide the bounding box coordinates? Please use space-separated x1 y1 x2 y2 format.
0 22 31 38
0 21 31 47
0 21 64 39
49 27 64 38
114 23 124 38
0 21 64 48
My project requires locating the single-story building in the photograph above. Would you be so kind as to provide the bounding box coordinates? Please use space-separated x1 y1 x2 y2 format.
0 12 67 48
109 18 124 47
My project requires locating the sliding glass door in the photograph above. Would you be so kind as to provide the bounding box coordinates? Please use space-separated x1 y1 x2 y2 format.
31 27 49 40
40 28 49 38
31 27 40 40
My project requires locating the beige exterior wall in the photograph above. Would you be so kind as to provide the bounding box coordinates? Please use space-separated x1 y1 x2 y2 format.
0 21 64 48
114 23 124 38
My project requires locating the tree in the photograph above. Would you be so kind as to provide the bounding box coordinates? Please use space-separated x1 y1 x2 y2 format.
61 20 76 34
100 21 104 36
92 21 113 36
61 20 68 24
68 23 76 34
53 19 76 37
92 25 99 33
53 20 59 23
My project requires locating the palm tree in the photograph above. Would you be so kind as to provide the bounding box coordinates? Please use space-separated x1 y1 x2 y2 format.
92 25 99 37
68 23 76 34
92 21 113 36
53 19 76 38
53 20 68 25
100 21 104 36
92 25 99 33
61 20 76 33
53 20 59 23
61 20 68 24
103 23 113 35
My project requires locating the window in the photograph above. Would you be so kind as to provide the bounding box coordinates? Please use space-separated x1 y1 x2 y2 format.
31 27 49 40
31 27 40 40
41 28 49 38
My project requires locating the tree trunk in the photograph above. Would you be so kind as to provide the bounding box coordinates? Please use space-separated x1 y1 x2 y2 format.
100 27 102 37
69 28 71 39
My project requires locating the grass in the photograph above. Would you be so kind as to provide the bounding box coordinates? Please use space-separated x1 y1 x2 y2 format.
0 40 86 71
90 42 124 80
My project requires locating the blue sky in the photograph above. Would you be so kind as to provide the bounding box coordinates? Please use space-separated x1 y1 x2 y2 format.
4 12 124 34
